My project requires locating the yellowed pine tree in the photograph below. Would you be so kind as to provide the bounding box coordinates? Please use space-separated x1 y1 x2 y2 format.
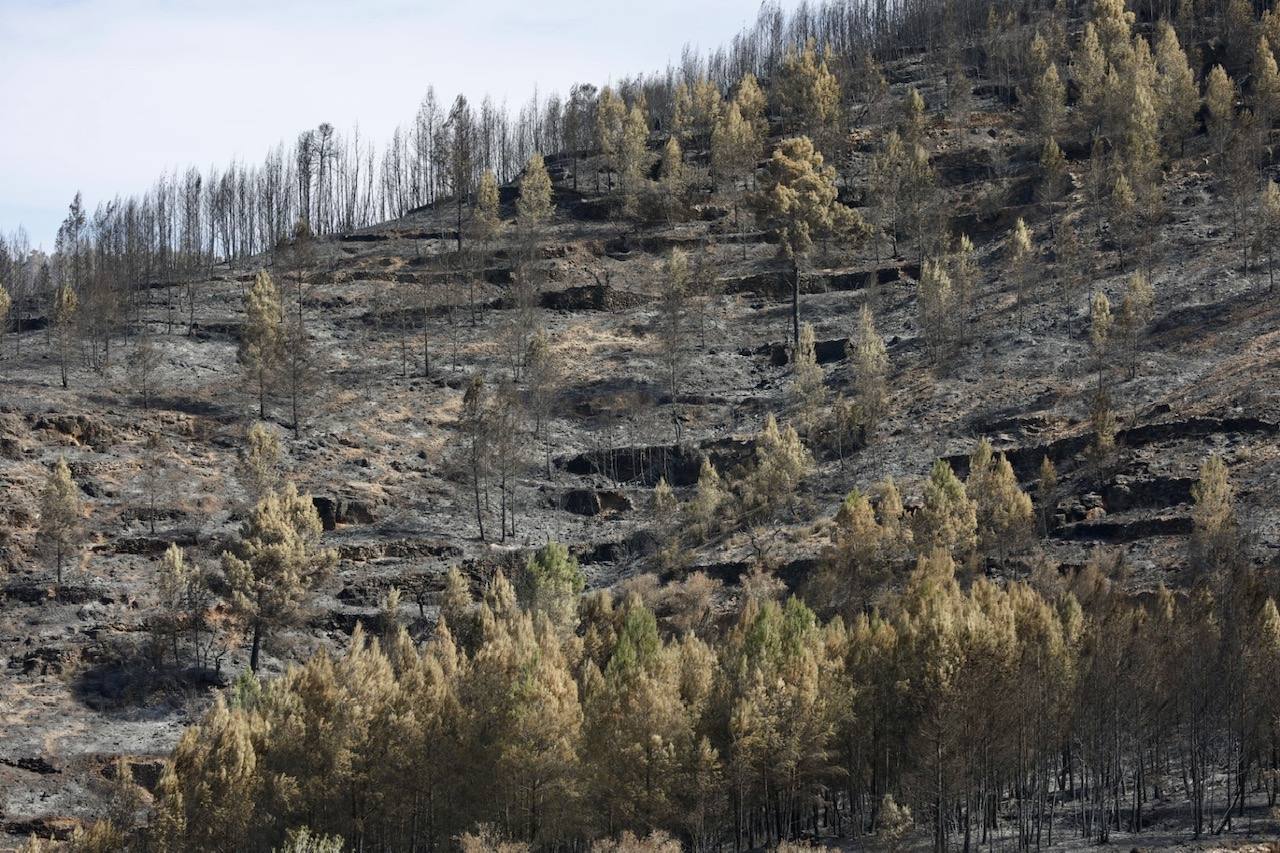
39 455 83 586
1154 22 1200 155
240 270 284 419
1038 137 1070 201
847 304 889 438
223 482 337 671
1204 65 1237 167
1007 217 1036 322
913 459 978 559
792 321 827 436
758 136 865 347
918 258 957 362
595 87 626 193
1028 63 1066 144
51 279 77 389
517 153 554 230
1190 454 1239 576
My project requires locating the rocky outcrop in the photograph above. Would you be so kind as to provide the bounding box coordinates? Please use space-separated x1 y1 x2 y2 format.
312 495 379 531
1057 514 1193 543
539 284 650 311
558 437 757 487
560 489 633 516
30 413 115 450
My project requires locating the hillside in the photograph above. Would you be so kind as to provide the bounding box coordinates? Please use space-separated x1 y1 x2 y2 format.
5 1 1280 850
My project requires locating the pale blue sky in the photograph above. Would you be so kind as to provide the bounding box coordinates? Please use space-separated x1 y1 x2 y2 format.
0 0 798 250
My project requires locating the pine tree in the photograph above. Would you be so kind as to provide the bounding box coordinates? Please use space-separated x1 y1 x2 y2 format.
968 440 1034 561
847 304 889 439
689 78 724 151
279 297 315 435
520 540 584 626
711 102 758 253
744 413 814 516
817 487 893 615
1191 454 1239 577
1036 456 1058 537
1251 36 1280 133
618 106 649 216
39 456 83 586
658 137 685 221
1028 63 1066 144
758 135 865 347
734 73 767 138
851 50 889 120
900 87 927 149
1089 289 1113 393
774 39 842 147
901 142 940 265
460 375 492 541
672 83 693 147
0 282 11 365
152 697 264 851
155 542 207 667
687 457 728 543
51 280 77 389
1155 22 1200 155
277 828 344 853
582 597 687 833
657 249 691 445
1258 180 1280 292
596 87 626 193
948 234 979 341
1116 271 1155 378
1073 23 1108 133
127 326 163 410
913 459 978 559
1120 43 1162 190
475 169 502 240
1007 218 1036 321
240 270 284 420
918 258 956 362
525 327 563 476
1038 137 1069 202
517 153 554 230
1089 386 1117 469
1109 173 1137 269
223 482 337 671
1053 213 1086 294
1205 65 1237 167
792 321 826 436
1093 0 1135 62
241 422 281 503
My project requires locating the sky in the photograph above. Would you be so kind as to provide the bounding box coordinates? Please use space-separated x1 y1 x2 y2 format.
0 0 799 251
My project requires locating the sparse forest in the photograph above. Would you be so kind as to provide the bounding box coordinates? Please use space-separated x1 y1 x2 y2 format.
5 0 1280 851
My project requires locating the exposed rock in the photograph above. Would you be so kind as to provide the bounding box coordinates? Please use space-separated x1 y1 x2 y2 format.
101 756 165 791
559 437 756 487
30 413 115 450
1103 475 1196 513
539 284 650 311
561 489 633 517
748 337 850 366
313 496 378 531
1057 514 1193 543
